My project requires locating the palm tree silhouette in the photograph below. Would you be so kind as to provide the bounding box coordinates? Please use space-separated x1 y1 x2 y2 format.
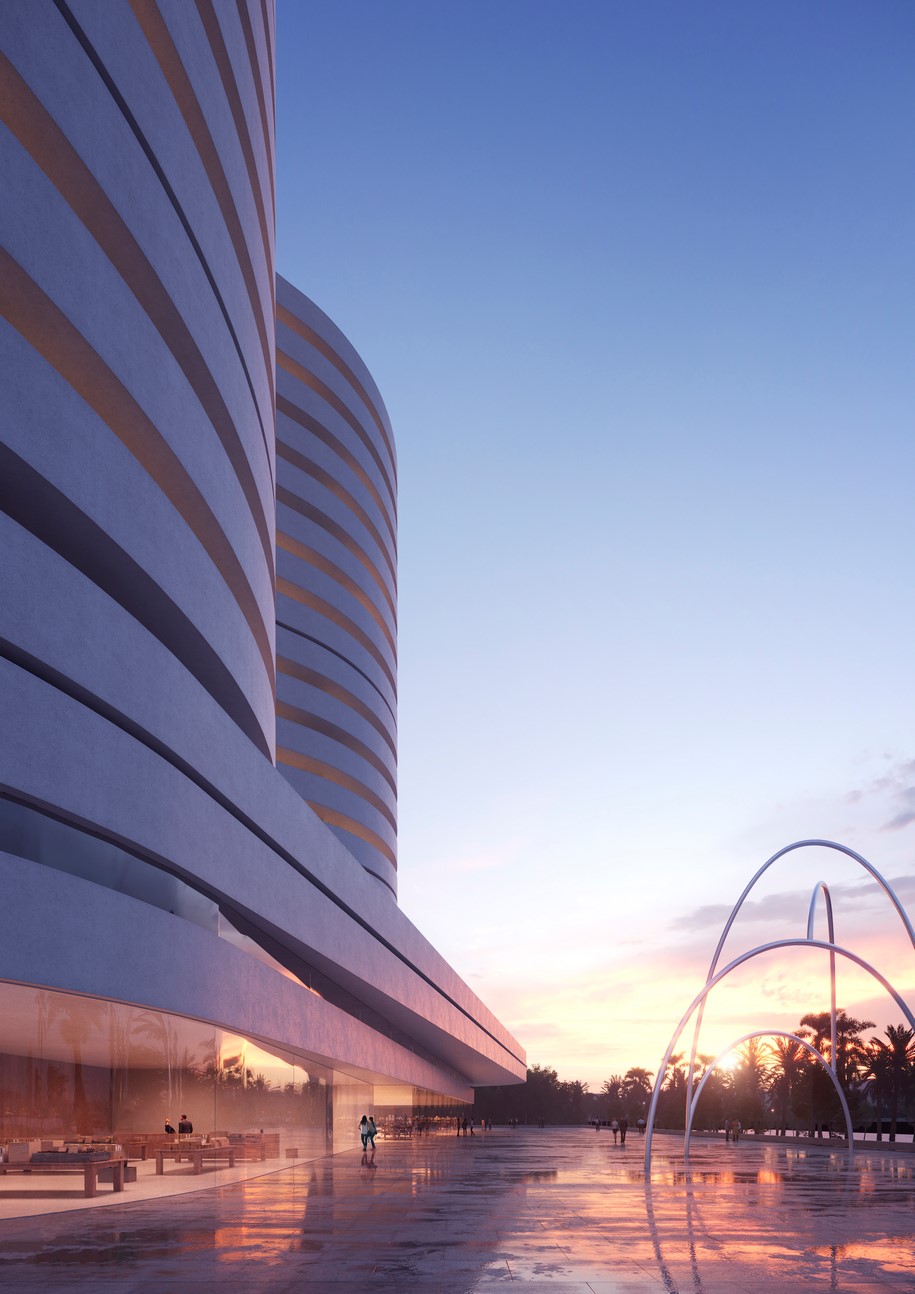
768 1037 806 1136
866 1025 915 1142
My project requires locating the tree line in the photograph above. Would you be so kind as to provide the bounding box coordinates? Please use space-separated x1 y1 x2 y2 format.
472 1014 915 1141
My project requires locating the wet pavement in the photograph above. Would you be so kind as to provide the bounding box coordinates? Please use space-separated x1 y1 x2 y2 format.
1 1127 914 1291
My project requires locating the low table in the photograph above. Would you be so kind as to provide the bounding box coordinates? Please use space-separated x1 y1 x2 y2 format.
154 1146 236 1175
0 1157 128 1198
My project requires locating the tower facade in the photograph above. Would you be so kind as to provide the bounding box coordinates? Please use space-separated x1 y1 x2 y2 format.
0 0 523 1151
276 279 398 891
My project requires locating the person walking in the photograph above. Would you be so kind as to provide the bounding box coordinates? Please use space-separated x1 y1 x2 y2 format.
619 1116 628 1145
359 1114 369 1149
366 1116 377 1148
461 1116 468 1137
610 1118 619 1145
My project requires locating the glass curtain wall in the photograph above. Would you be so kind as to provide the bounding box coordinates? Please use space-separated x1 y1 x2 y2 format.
0 982 332 1157
0 982 463 1160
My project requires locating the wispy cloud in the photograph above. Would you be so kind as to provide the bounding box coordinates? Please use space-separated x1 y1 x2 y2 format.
670 889 815 932
670 868 915 936
842 755 915 833
883 807 915 832
669 903 734 931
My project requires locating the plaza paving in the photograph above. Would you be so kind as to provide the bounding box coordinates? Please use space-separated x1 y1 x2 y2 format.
1 1127 915 1291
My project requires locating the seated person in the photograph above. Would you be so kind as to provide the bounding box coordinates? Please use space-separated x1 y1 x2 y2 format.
164 1119 176 1134
178 1115 193 1134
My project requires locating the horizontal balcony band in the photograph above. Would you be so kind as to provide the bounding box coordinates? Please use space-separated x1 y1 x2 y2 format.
277 487 394 609
277 436 395 566
0 45 276 564
277 654 396 758
307 800 397 870
128 0 274 390
277 531 396 652
0 249 275 691
277 349 396 513
277 392 396 547
277 302 394 473
276 700 396 796
277 744 396 833
275 621 396 724
45 3 275 483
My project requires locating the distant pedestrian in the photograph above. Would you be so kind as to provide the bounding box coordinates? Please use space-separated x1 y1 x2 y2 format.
724 1119 731 1142
461 1116 468 1137
619 1116 628 1145
359 1114 369 1149
610 1118 619 1145
734 1120 741 1143
595 1118 600 1132
637 1118 645 1137
367 1117 377 1148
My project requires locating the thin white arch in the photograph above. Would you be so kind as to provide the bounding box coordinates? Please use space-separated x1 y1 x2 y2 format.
806 882 837 1072
710 842 915 978
683 1030 853 1164
646 936 915 1172
685 842 915 1117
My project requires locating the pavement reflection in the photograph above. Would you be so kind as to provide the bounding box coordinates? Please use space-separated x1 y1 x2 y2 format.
0 1129 914 1290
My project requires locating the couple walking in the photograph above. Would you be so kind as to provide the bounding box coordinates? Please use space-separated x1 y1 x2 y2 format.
359 1115 377 1149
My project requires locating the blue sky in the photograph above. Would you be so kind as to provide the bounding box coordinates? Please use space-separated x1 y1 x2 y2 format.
276 1 915 1086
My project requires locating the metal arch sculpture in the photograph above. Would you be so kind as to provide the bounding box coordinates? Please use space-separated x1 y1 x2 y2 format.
645 938 915 1169
644 840 915 1173
685 841 915 1124
683 1030 853 1164
806 882 837 1070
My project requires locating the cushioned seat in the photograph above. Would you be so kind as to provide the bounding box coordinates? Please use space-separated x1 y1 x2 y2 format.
30 1150 111 1162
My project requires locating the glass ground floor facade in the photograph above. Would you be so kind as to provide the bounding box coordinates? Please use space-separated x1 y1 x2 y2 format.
0 981 467 1156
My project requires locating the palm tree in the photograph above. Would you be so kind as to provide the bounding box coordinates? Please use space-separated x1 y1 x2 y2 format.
732 1038 770 1131
600 1075 624 1123
862 1041 891 1140
866 1025 915 1142
690 1055 729 1133
601 1074 623 1104
798 1010 874 1134
621 1067 653 1120
663 1053 687 1093
132 1011 183 1111
768 1037 807 1136
738 1037 769 1083
798 1010 874 1085
44 993 105 1130
650 1053 690 1130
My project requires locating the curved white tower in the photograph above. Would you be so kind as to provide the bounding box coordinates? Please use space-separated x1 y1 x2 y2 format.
276 279 398 891
0 0 523 1154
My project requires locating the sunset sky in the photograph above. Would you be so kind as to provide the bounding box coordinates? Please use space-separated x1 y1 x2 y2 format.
276 0 915 1089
